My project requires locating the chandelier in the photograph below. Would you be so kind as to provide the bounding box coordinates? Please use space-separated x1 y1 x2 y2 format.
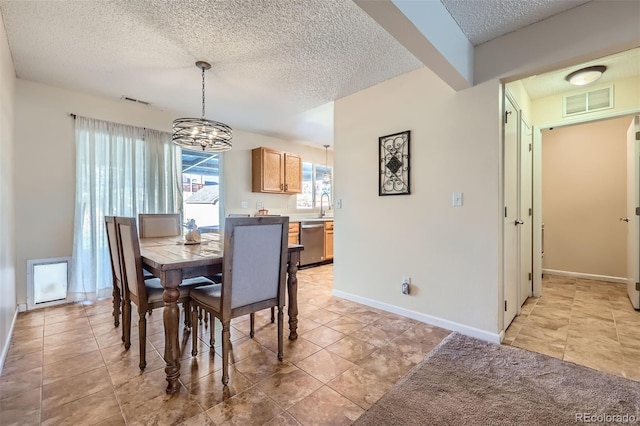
172 61 232 152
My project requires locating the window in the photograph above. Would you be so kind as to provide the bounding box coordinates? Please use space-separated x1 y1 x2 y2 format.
297 162 332 209
182 150 221 232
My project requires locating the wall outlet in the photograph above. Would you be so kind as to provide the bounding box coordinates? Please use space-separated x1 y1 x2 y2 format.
336 199 342 209
402 276 410 295
241 201 248 209
256 201 264 210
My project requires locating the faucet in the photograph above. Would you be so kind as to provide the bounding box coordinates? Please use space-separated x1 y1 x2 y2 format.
319 192 330 218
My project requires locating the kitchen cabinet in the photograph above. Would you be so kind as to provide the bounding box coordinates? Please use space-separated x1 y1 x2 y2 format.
251 147 302 194
324 220 334 260
288 222 300 245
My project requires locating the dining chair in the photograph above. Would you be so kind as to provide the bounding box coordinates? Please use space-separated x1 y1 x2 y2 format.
189 216 289 385
138 213 181 238
104 216 124 332
115 216 216 370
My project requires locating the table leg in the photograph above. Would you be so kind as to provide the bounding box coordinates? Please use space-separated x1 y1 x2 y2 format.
287 251 300 340
163 270 182 394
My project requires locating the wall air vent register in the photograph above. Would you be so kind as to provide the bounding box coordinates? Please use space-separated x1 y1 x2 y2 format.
563 85 614 117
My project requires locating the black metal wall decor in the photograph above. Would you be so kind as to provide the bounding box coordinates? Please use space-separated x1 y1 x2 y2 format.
379 130 411 196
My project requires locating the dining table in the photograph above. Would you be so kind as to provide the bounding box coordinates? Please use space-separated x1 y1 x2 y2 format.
139 232 304 394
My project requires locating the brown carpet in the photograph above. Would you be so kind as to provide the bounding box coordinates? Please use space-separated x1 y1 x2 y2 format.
354 332 640 426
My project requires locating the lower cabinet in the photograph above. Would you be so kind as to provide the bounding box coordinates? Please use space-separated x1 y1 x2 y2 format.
288 222 300 245
324 221 334 260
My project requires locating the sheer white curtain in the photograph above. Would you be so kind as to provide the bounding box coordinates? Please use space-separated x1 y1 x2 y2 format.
70 116 182 299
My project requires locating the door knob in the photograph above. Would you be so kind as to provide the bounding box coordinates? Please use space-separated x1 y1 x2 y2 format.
515 220 524 225
620 217 630 222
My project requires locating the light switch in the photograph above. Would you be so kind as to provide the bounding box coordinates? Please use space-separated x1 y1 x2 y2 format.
336 199 342 209
452 192 463 207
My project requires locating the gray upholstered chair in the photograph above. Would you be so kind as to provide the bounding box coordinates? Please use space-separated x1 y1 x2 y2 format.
138 213 181 238
189 216 289 385
115 216 215 370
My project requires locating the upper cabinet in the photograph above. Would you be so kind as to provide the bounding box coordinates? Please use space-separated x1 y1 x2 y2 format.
252 147 302 194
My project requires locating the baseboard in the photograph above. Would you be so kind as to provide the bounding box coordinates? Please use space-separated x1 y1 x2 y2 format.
543 269 626 284
332 289 502 344
0 306 19 377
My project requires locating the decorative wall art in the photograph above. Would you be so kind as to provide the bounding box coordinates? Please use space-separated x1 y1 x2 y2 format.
379 130 411 196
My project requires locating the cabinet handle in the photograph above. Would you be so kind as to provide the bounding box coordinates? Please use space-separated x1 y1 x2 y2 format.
284 183 288 191
280 183 284 190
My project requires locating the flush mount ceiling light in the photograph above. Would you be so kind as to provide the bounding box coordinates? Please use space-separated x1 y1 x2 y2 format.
565 65 607 86
172 61 232 152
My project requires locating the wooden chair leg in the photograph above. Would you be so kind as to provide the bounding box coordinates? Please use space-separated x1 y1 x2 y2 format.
277 306 284 361
209 315 215 353
249 313 255 338
270 307 275 324
123 301 132 349
139 313 147 370
191 305 199 356
198 307 203 324
113 286 121 327
183 301 191 329
222 320 230 385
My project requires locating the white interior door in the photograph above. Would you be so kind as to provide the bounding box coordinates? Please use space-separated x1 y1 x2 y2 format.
627 116 640 309
504 96 519 326
519 120 533 306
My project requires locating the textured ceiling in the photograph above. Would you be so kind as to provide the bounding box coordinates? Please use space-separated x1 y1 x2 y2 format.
0 0 632 145
440 0 592 46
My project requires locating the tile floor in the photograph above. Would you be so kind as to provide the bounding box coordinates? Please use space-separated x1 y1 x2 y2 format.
503 274 640 381
0 264 451 426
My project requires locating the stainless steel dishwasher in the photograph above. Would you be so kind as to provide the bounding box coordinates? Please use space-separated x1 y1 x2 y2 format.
299 221 325 266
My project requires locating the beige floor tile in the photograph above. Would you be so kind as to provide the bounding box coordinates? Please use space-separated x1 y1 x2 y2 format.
0 367 42 401
296 349 354 383
43 337 99 365
1 350 42 378
42 327 95 350
41 365 112 412
351 324 397 348
123 388 204 426
356 347 416 383
264 411 302 426
186 365 253 411
287 385 364 426
300 308 343 325
205 386 283 426
41 387 119 426
0 387 41 426
256 364 323 409
300 325 345 348
43 317 91 337
6 337 43 359
325 335 377 363
327 364 393 410
324 316 365 334
42 349 106 385
14 312 45 329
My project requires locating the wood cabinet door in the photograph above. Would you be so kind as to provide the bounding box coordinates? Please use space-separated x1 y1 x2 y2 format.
284 153 302 194
324 230 334 260
261 148 284 193
288 222 300 245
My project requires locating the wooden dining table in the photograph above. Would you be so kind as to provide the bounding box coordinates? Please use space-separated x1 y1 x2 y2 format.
139 233 303 394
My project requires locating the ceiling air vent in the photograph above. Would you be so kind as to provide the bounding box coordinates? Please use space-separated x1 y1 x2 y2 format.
563 85 613 117
121 96 150 106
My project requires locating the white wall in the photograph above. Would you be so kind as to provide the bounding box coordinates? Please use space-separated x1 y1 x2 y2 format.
334 67 502 339
0 9 17 370
13 80 329 306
